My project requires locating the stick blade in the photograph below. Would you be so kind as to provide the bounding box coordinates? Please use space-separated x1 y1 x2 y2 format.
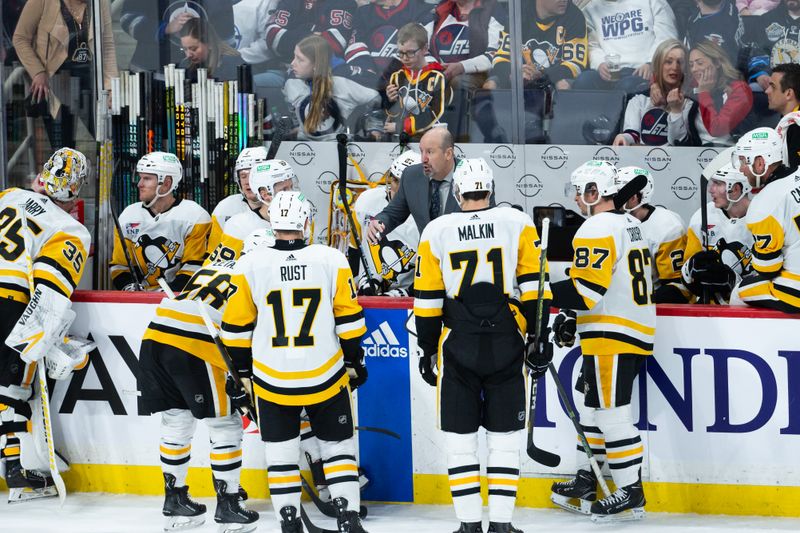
527 444 562 467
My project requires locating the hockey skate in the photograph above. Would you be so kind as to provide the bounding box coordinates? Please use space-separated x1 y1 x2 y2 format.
550 469 597 515
280 505 303 533
590 478 646 523
334 497 368 532
453 522 483 533
5 460 58 503
213 478 259 533
487 523 522 533
162 473 206 531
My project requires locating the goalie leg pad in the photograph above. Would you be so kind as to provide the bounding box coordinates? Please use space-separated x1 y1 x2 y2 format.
206 413 243 494
264 436 302 523
595 405 643 488
5 285 75 364
487 430 521 523
19 393 69 473
160 409 197 487
445 430 482 523
319 437 360 511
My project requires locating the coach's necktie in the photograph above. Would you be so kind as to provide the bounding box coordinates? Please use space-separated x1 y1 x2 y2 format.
429 179 442 221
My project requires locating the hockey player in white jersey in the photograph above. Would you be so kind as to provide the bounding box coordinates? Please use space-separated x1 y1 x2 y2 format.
414 158 552 533
206 146 270 257
549 160 653 522
207 159 298 263
614 166 689 303
682 164 753 303
110 152 211 292
222 191 369 533
140 259 259 532
349 150 421 296
730 127 800 312
0 148 94 502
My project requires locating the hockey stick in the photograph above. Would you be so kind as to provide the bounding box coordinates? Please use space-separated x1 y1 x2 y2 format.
300 474 368 519
300 416 401 439
547 361 612 498
18 203 67 506
110 195 144 291
337 133 382 294
300 505 338 533
157 279 258 424
266 114 287 160
526 217 561 467
698 147 735 304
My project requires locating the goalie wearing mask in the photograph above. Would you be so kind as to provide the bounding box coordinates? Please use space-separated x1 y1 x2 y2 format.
349 150 422 297
1 148 93 502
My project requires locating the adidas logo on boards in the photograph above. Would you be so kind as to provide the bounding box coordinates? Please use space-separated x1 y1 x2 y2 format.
363 321 408 358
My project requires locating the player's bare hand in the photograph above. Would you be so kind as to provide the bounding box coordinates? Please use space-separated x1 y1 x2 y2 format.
367 218 385 244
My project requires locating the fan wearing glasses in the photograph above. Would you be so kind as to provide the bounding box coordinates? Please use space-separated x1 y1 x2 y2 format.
385 22 451 139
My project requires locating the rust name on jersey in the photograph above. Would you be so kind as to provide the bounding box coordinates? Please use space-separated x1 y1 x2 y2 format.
281 263 308 281
458 222 495 241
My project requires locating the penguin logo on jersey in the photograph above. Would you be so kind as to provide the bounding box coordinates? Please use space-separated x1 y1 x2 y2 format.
367 237 416 282
133 234 181 287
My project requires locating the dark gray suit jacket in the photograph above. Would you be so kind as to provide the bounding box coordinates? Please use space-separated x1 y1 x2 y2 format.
375 159 495 236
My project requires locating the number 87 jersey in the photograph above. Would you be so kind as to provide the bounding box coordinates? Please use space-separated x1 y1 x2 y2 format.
567 211 655 357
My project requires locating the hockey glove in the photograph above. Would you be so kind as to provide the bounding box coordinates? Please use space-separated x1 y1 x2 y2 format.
5 284 75 363
45 336 95 380
419 351 438 387
552 309 577 348
357 274 379 296
225 375 254 412
383 287 409 298
345 358 368 390
525 329 553 380
684 250 736 295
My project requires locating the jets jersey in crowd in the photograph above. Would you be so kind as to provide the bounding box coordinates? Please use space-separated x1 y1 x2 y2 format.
206 194 252 258
737 171 800 309
413 206 551 355
639 206 686 286
386 64 451 137
491 0 588 87
425 1 504 71
207 209 273 264
569 212 655 356
221 242 366 406
685 203 754 281
0 188 90 303
350 187 418 290
110 199 211 291
265 0 356 61
142 261 238 371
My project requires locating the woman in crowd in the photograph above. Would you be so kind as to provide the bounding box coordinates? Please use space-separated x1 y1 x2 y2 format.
179 17 243 82
284 35 380 141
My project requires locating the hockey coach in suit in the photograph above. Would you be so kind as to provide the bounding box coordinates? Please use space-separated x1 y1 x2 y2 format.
367 126 495 243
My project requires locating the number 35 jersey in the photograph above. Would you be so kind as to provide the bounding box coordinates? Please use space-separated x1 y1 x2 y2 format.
221 242 366 406
569 211 655 356
0 188 90 303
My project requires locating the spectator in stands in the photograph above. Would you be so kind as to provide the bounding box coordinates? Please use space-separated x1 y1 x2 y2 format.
573 0 678 95
743 0 800 93
686 0 744 64
737 0 780 15
614 39 691 146
284 35 380 141
180 18 244 82
13 0 118 149
265 0 355 64
119 0 235 73
671 40 753 145
767 63 800 115
385 23 450 139
425 0 505 92
233 0 285 90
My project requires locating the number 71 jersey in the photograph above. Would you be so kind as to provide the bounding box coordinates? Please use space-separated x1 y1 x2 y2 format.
569 211 655 356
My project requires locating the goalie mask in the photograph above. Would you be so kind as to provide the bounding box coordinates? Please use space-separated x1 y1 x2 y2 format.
569 160 618 215
136 151 183 208
453 158 494 203
615 166 653 212
709 163 751 210
732 128 782 188
41 148 88 202
234 146 270 194
269 191 311 234
250 160 298 206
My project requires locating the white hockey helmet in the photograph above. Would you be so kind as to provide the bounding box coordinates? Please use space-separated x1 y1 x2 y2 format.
732 127 782 188
136 151 182 207
616 166 654 211
235 146 269 178
41 148 88 202
453 158 494 201
389 150 422 180
776 111 800 167
710 163 751 207
249 159 298 205
269 191 311 233
569 160 618 208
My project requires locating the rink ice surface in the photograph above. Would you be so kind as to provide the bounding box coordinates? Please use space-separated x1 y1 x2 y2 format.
1 493 800 533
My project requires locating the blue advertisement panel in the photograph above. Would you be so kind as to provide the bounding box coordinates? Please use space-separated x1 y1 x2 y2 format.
357 307 414 502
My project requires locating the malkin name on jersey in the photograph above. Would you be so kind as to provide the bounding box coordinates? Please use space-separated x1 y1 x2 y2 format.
458 220 495 241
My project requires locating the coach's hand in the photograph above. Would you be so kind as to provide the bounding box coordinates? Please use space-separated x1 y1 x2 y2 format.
419 351 438 387
525 332 553 380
